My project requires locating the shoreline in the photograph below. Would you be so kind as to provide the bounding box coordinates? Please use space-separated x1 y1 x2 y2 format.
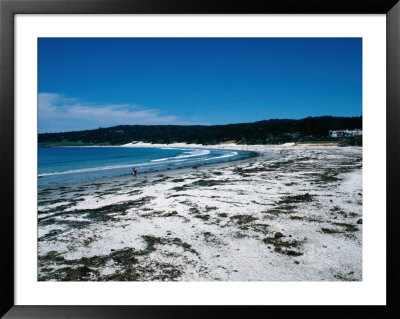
38 144 362 281
38 150 261 190
38 146 261 188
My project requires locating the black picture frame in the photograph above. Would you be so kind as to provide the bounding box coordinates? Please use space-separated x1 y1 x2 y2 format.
1 0 399 318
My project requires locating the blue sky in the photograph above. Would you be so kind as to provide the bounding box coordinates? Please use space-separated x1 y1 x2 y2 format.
38 38 362 133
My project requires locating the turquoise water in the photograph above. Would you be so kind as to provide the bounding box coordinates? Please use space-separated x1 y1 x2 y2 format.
38 146 254 186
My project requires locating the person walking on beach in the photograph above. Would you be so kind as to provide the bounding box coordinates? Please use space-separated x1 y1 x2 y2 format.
132 167 137 177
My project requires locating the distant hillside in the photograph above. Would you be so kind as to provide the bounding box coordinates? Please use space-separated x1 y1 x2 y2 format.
38 116 362 146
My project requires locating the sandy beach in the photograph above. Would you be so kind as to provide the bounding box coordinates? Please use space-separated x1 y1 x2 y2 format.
38 144 362 281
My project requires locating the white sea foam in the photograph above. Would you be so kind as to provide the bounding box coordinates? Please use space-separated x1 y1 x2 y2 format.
203 151 238 161
160 148 191 151
178 151 238 164
151 149 210 162
38 162 150 177
38 149 220 177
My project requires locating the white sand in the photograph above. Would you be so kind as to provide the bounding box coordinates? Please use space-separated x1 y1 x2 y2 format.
38 144 362 281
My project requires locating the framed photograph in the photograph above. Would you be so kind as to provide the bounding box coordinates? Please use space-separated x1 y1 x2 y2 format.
1 0 399 318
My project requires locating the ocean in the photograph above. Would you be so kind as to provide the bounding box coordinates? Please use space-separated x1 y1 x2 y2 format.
38 146 254 186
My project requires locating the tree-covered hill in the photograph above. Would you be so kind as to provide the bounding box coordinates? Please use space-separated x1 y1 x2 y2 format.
38 116 362 146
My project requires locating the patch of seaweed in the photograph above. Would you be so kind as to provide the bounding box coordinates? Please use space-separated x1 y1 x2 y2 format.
194 214 210 221
263 204 296 216
332 222 359 232
290 215 323 223
167 193 192 198
312 170 341 184
230 214 256 225
38 229 64 242
163 211 179 217
127 189 143 196
171 185 190 192
321 228 344 234
83 235 100 247
202 232 224 245
39 197 155 229
334 271 358 281
171 178 186 183
189 207 200 214
38 235 197 281
191 179 234 187
38 200 83 215
278 193 313 205
262 232 304 256
285 182 297 186
142 235 199 256
41 266 99 281
153 177 170 183
250 223 270 235
330 206 349 218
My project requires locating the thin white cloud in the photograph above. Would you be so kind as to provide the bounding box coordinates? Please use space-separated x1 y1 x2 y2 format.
38 93 179 132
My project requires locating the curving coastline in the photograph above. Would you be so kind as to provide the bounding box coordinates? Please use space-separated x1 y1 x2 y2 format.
38 145 258 186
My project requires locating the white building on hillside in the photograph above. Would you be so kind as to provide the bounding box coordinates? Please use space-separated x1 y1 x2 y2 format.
329 129 362 138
